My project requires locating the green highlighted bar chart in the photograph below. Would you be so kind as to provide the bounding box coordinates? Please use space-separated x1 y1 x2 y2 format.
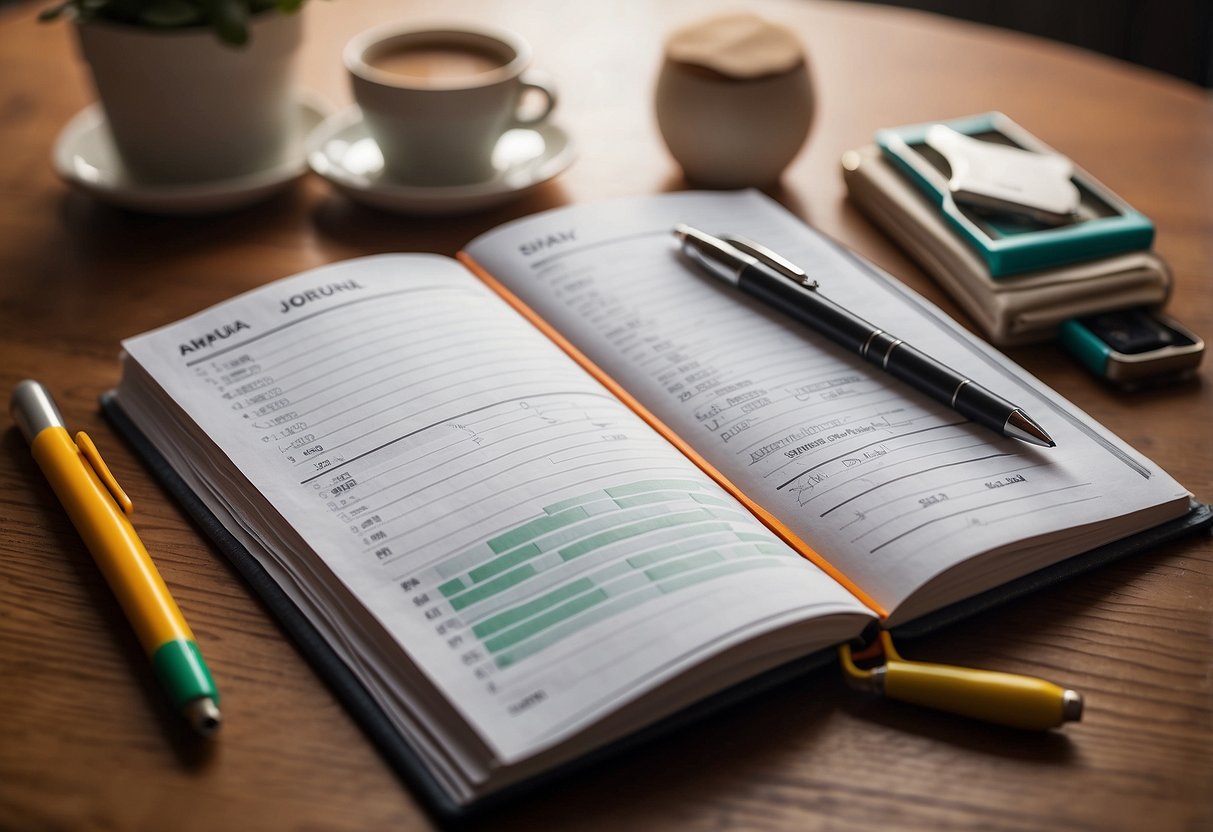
418 479 801 670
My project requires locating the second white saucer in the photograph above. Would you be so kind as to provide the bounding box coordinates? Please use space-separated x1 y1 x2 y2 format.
307 108 575 215
52 90 332 215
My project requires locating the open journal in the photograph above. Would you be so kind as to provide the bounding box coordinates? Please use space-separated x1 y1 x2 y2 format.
108 191 1197 813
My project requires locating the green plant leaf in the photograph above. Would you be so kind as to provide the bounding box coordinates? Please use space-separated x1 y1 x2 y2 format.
37 2 72 21
38 0 309 46
139 0 204 27
206 0 250 46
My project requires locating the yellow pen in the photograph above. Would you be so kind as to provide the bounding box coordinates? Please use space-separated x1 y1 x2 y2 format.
11 380 221 736
840 631 1082 730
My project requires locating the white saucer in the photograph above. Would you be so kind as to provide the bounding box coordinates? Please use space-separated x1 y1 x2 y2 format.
306 108 575 214
52 91 331 215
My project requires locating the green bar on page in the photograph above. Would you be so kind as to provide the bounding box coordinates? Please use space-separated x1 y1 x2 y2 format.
644 550 725 581
558 509 713 561
626 538 718 569
484 589 608 653
588 560 632 584
604 479 705 498
448 565 536 611
706 507 751 523
735 531 772 542
487 506 589 554
493 590 655 668
612 491 689 509
655 558 783 593
468 542 541 583
542 490 606 515
438 578 466 597
472 578 595 638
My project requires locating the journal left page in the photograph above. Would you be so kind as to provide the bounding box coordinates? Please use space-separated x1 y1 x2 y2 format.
114 254 871 800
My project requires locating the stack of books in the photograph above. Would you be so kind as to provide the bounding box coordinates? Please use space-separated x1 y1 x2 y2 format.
842 112 1170 347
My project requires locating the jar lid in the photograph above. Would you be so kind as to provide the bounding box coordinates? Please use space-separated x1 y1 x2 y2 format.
665 13 804 79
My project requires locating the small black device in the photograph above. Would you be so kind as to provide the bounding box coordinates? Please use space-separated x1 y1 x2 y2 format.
1059 308 1204 387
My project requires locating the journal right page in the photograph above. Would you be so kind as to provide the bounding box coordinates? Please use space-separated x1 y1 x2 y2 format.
463 190 1191 623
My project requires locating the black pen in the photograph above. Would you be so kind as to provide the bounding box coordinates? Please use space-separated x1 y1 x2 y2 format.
672 225 1055 448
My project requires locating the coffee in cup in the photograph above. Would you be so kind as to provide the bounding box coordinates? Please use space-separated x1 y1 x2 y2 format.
346 25 557 186
368 43 505 84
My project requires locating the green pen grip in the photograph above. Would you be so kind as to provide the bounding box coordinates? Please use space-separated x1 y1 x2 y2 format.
151 638 219 711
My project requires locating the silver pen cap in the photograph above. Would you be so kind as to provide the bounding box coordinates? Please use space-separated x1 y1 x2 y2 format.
10 379 65 442
673 224 755 286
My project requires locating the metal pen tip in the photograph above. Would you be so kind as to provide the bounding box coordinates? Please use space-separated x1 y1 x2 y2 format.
1061 689 1083 723
1004 409 1055 447
184 697 222 737
10 379 65 442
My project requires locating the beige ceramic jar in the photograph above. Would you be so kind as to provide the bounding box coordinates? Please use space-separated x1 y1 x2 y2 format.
655 13 813 188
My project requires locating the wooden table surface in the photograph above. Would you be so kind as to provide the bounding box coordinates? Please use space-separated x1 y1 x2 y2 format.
2 1 1210 829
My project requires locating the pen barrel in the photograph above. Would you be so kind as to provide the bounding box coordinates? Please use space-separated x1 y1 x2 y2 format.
30 426 219 710
31 427 193 655
741 264 875 352
741 265 1019 433
873 337 1017 434
31 429 192 659
882 659 1073 730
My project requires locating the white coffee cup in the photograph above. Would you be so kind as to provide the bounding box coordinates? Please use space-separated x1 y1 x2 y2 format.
345 23 557 186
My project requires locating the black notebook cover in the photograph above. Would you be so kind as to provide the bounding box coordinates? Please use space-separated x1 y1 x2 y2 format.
101 393 1212 825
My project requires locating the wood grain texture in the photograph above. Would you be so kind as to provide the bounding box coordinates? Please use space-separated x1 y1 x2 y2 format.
0 1 1209 830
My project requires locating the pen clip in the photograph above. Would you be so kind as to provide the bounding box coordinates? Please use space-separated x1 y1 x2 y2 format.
75 431 134 515
718 235 818 289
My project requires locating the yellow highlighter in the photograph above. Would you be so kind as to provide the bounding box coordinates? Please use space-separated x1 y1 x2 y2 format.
11 380 221 736
840 631 1082 730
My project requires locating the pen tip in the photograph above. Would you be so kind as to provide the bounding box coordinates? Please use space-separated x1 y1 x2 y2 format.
1061 690 1083 723
1004 410 1055 447
185 697 222 737
672 224 690 242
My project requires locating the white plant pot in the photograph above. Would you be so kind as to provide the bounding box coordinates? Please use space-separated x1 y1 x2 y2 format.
75 12 303 184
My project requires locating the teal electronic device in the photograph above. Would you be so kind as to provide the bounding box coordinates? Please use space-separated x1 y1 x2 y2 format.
1059 309 1204 387
875 113 1154 277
